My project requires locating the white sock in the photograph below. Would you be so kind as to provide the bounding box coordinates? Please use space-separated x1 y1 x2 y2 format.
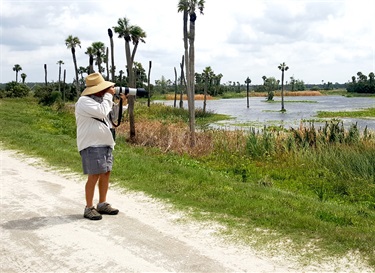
97 202 106 209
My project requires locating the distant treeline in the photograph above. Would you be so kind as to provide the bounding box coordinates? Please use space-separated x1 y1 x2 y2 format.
346 72 375 94
0 82 41 89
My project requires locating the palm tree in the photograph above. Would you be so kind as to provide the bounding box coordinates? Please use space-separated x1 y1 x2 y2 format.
85 46 95 74
91 41 106 75
278 62 289 112
178 1 190 110
178 0 205 147
21 73 27 84
113 17 147 141
13 64 22 82
114 17 132 83
65 35 81 98
57 60 64 93
202 66 213 113
357 71 367 82
213 73 223 96
119 70 124 84
179 55 186 109
133 61 147 87
113 17 146 87
262 75 267 85
128 26 146 65
369 72 375 84
78 66 87 86
108 28 116 82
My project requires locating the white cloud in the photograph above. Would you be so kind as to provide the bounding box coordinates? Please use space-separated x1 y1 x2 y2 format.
1 0 374 85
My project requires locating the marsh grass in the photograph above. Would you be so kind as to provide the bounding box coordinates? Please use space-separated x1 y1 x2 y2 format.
116 103 375 267
1 97 375 268
133 102 230 125
318 107 375 118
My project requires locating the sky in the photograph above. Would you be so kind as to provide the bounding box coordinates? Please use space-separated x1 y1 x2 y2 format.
1 0 374 85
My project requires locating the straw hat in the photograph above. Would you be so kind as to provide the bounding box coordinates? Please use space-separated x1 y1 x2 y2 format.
81 72 114 96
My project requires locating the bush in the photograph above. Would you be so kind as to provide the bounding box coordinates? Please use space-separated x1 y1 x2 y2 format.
3 81 30 98
34 84 62 105
310 86 321 91
267 90 274 101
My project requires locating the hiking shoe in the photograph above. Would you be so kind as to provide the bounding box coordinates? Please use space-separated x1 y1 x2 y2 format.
97 202 119 215
84 206 102 220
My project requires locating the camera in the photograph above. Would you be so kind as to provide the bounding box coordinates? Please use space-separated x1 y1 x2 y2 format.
114 86 148 98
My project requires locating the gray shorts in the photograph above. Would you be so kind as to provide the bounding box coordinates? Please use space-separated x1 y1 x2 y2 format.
79 146 113 175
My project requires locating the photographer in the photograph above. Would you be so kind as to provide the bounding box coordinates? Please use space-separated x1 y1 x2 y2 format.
75 72 127 220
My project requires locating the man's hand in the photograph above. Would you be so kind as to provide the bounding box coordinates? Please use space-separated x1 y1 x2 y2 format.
107 86 115 95
119 93 128 105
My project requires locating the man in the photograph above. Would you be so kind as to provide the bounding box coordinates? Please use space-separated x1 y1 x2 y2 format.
75 72 124 220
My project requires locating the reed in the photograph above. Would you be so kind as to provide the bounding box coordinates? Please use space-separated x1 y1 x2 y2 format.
117 105 375 207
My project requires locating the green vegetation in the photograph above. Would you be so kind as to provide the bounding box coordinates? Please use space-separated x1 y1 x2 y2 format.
0 81 30 98
347 72 375 94
134 101 231 125
1 97 375 268
220 92 247 99
319 89 348 96
317 108 375 119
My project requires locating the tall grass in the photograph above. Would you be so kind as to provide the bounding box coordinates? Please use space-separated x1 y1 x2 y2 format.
121 104 375 208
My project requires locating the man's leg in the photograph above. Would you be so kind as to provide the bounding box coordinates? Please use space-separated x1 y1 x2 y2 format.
85 174 100 207
97 171 119 215
98 171 110 203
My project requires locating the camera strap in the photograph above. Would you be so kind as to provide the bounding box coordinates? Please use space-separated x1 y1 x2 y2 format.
89 95 122 128
92 117 108 126
109 97 123 128
91 117 116 141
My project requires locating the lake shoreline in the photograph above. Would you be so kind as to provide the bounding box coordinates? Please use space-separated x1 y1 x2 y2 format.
157 95 375 131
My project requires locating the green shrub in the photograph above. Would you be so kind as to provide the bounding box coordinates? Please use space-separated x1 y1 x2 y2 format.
267 90 274 101
310 86 320 91
34 85 62 106
0 89 5 98
3 81 30 98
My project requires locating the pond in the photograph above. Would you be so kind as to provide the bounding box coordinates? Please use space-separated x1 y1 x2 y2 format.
158 95 375 132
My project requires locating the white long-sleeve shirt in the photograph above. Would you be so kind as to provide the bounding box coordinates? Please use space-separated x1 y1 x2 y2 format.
75 93 115 152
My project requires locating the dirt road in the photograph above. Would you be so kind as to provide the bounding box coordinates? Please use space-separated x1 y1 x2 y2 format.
0 148 372 272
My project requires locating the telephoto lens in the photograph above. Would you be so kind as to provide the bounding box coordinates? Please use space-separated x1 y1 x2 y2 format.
114 87 148 98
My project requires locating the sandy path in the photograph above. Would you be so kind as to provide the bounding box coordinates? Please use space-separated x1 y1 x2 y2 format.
0 148 372 273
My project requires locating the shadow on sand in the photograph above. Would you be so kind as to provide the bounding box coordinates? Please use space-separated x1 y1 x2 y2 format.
1 214 83 230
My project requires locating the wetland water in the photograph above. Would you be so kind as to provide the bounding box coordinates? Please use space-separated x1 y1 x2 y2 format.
158 95 375 131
